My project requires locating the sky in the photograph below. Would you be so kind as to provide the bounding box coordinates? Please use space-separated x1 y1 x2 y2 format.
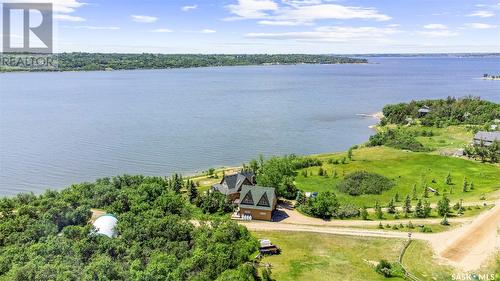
1 0 500 53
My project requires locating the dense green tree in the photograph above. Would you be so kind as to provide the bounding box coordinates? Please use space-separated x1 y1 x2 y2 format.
403 195 412 218
186 179 198 203
437 195 451 216
301 191 339 219
256 156 297 199
415 199 425 218
387 199 396 214
375 201 383 219
337 171 394 196
411 184 418 200
423 200 432 218
0 176 257 280
445 172 452 185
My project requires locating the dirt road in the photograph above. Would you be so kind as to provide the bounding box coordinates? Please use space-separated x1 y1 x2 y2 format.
239 200 500 271
431 200 500 271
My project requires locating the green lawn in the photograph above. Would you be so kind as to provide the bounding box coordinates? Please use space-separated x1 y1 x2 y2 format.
253 231 406 281
412 125 472 152
402 240 455 281
296 146 500 208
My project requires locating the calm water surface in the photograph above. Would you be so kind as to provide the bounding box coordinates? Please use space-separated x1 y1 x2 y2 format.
1 57 499 195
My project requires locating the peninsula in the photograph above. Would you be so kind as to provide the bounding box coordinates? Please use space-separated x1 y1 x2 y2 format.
0 53 367 72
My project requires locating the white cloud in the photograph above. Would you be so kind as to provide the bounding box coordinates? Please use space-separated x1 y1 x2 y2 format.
181 5 198 11
418 30 459 37
423 23 448 30
131 15 158 23
226 0 279 19
200 29 217 33
0 0 86 20
419 23 458 37
258 20 311 26
225 0 391 24
68 25 120 30
54 14 85 22
151 28 173 33
246 26 400 42
0 0 87 13
464 22 497 29
467 10 495 17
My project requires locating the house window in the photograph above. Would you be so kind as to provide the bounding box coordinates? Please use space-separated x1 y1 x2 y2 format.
241 191 254 205
257 192 270 207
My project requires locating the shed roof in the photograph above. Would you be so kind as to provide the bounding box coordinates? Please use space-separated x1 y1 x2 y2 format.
474 131 500 142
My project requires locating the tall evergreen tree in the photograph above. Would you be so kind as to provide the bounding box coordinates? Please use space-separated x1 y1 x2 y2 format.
437 195 450 217
423 200 432 218
186 180 198 203
403 195 412 217
394 192 400 202
415 199 424 218
445 172 452 185
462 177 468 192
412 184 418 200
375 201 383 219
387 199 396 214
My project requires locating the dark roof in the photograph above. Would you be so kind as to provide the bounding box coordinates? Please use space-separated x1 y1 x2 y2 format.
212 172 255 195
474 131 500 143
239 185 276 211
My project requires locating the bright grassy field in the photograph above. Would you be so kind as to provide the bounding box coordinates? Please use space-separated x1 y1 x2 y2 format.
381 125 473 152
402 241 499 281
295 146 500 208
253 231 499 281
253 231 406 281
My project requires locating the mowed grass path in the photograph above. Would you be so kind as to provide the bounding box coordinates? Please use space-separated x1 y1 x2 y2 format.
296 146 500 208
253 231 406 281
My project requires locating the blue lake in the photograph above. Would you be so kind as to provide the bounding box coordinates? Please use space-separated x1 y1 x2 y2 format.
1 57 499 196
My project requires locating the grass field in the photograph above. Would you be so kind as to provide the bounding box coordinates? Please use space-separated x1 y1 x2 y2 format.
402 240 499 281
253 231 406 281
380 125 474 152
412 125 473 152
253 231 499 281
295 146 500 208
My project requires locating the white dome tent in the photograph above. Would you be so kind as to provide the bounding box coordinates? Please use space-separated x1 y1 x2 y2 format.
92 214 118 238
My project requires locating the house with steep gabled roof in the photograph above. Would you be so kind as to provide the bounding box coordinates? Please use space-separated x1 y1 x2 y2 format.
238 185 277 221
212 171 256 202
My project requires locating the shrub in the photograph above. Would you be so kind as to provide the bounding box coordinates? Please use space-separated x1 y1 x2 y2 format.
375 260 393 277
337 171 395 196
368 127 427 152
334 204 360 219
300 191 339 219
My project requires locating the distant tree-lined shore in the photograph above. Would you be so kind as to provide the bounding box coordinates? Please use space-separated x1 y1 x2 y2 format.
0 53 367 72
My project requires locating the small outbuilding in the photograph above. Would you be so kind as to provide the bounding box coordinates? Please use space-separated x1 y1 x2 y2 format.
92 214 118 238
417 106 431 117
473 131 500 146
